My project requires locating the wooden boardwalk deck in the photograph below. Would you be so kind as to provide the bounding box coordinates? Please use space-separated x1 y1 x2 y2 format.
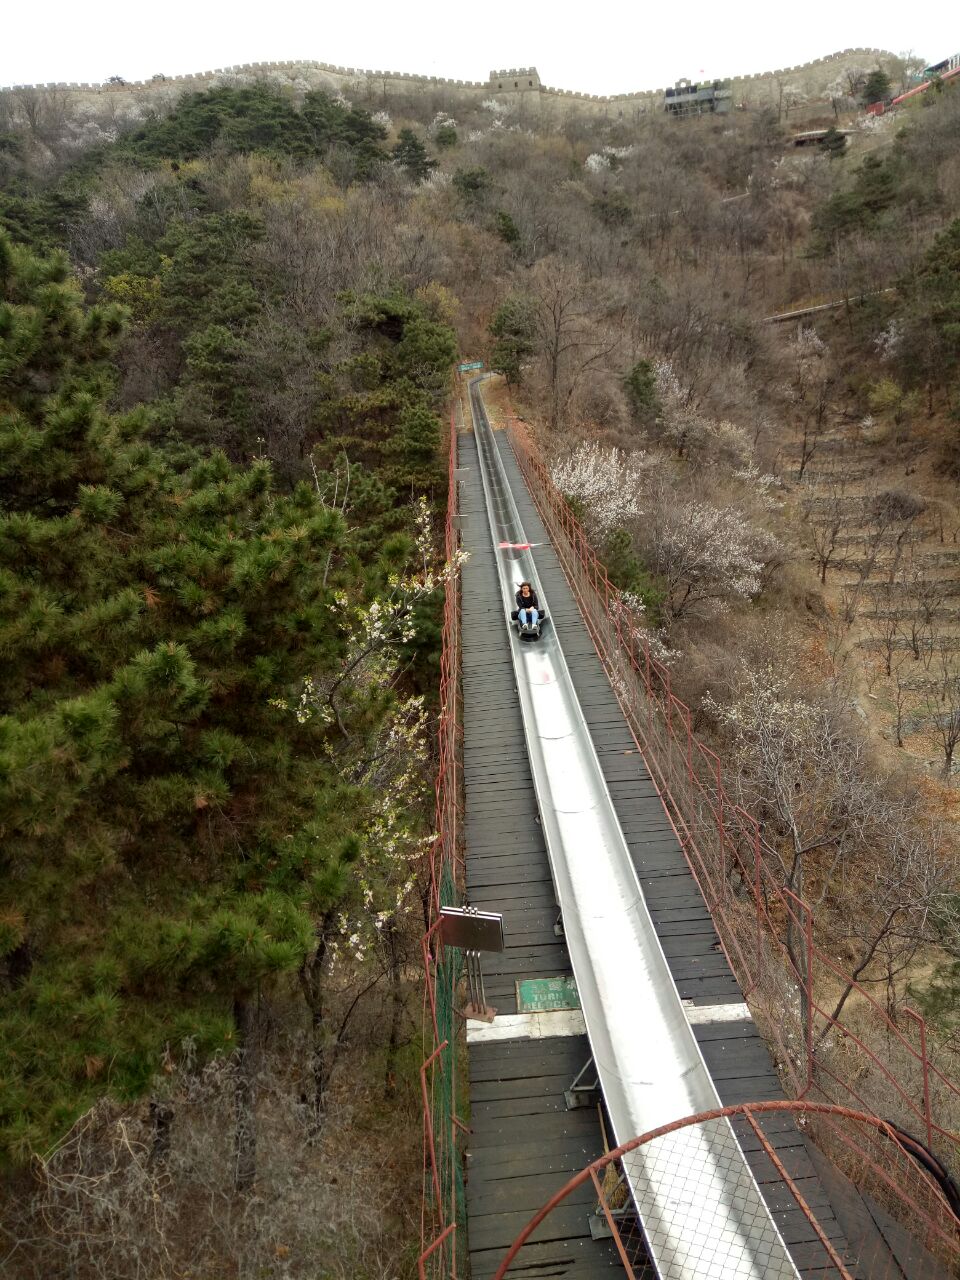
458 422 943 1280
460 429 619 1278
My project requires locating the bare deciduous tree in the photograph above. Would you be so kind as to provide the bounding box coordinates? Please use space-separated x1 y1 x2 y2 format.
705 661 950 1037
871 581 903 679
530 258 624 431
924 649 960 781
803 478 850 584
788 326 832 475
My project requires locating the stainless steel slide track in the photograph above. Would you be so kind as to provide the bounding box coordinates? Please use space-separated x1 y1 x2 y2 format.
467 376 800 1280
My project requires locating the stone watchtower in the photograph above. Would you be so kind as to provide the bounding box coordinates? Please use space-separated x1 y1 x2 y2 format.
488 67 541 92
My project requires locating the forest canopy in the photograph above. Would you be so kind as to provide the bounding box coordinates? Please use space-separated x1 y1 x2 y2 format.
0 84 457 1176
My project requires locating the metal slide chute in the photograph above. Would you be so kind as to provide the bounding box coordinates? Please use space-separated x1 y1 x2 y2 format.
467 375 800 1280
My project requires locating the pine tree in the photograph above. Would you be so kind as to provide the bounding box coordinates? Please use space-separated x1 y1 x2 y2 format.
392 129 437 183
624 359 661 424
0 234 374 1165
489 295 537 386
818 126 847 159
862 68 892 105
900 218 960 414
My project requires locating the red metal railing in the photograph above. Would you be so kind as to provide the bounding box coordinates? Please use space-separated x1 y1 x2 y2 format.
492 1102 960 1278
505 416 960 1255
419 410 465 1278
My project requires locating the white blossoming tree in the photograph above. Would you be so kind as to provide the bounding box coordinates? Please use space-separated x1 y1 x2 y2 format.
647 494 781 621
550 440 650 538
873 320 903 362
272 497 468 1125
652 359 753 465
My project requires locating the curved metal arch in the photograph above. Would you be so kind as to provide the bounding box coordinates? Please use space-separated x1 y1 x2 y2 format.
490 1100 959 1280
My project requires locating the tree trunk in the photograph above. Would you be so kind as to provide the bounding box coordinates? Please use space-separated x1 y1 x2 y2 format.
149 1100 174 1165
233 994 259 1192
298 927 331 1137
384 922 404 1099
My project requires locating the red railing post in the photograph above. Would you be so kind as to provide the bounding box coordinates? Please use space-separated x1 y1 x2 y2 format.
492 1102 960 1280
716 759 727 907
750 815 762 996
903 1006 934 1152
804 903 815 1097
419 1224 457 1280
419 404 465 1279
783 890 815 1098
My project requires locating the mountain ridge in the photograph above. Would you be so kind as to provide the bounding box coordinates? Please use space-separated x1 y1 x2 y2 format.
1 46 898 115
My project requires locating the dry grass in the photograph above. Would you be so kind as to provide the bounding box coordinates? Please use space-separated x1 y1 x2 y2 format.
0 989 424 1280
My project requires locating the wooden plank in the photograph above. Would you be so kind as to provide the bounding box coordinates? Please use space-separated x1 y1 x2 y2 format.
468 1238 624 1280
470 1072 576 1103
469 1038 592 1076
466 1202 604 1254
472 1095 577 1123
468 1137 606 1177
468 1174 598 1218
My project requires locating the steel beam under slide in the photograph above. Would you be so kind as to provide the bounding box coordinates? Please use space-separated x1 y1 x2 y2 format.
468 376 800 1280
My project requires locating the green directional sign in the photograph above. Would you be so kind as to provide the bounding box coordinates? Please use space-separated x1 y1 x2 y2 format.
516 975 581 1013
458 360 484 372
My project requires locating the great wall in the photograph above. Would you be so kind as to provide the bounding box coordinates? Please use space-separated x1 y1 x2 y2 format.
0 47 897 123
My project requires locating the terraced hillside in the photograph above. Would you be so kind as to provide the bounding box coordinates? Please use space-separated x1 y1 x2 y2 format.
793 404 960 775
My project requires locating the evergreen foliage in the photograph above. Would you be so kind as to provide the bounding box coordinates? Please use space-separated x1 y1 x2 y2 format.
624 359 661 424
392 129 437 183
818 126 847 158
810 154 900 248
899 218 960 412
593 189 633 226
494 210 522 248
601 528 665 621
809 134 943 255
861 69 892 105
117 85 387 170
452 166 490 201
0 182 89 251
0 233 448 1161
489 296 536 385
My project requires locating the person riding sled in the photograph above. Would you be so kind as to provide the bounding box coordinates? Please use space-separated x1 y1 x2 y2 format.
516 582 540 630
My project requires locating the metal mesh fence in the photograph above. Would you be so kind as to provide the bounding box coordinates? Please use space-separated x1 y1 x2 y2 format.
418 400 960 1278
492 1103 960 1280
419 412 466 1278
620 1118 800 1279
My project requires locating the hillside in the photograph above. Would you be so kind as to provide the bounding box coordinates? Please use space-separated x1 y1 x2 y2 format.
0 55 959 1279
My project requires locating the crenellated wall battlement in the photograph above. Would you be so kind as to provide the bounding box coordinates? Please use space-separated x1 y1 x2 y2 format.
0 47 897 120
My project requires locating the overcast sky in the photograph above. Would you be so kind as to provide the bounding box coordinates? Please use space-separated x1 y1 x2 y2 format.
2 1 952 94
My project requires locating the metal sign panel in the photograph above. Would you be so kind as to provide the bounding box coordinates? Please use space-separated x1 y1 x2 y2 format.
458 360 484 372
516 976 580 1013
439 906 504 952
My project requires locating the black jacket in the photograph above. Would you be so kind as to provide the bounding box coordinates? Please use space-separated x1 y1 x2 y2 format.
516 588 539 611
